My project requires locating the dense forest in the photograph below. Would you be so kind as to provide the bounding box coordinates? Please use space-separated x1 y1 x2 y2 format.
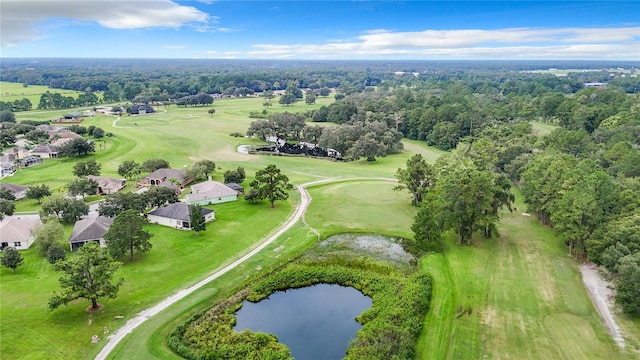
1 59 639 313
1 59 638 104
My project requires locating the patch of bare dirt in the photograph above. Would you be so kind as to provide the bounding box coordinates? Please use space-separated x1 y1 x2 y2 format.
580 262 625 348
85 304 104 313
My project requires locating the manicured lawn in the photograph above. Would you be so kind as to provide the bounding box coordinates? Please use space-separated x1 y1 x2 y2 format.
305 179 417 238
0 200 292 360
417 188 638 359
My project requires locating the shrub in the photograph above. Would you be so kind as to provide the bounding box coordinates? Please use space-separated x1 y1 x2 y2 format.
46 243 67 264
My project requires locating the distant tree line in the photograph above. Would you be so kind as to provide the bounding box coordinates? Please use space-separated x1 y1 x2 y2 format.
37 91 99 110
0 98 32 112
2 59 638 115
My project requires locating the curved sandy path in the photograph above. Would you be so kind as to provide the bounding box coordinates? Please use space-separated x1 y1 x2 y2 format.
95 177 381 359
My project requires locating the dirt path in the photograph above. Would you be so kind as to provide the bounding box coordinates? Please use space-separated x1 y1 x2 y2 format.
580 262 625 348
94 178 364 359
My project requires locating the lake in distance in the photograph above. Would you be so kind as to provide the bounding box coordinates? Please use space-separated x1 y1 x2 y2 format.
233 284 372 360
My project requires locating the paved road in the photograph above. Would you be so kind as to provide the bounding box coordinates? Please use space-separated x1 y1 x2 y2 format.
94 179 327 360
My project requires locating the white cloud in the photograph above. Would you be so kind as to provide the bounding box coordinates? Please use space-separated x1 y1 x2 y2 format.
356 27 640 49
163 45 186 49
1 0 210 47
194 25 237 33
247 27 640 59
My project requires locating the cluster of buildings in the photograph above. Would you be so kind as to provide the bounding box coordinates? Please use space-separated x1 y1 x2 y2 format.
0 167 244 252
0 123 91 178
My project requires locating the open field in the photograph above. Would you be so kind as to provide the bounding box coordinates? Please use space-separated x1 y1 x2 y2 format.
0 81 91 106
531 121 558 136
417 188 639 359
1 91 639 359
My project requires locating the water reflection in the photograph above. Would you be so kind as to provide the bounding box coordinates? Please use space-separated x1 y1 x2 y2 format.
234 284 372 360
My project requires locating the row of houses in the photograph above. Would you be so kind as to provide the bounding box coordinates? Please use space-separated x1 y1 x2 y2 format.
0 202 217 252
0 124 87 178
1 172 242 251
1 167 241 201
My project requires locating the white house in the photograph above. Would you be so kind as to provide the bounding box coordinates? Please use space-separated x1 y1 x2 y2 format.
147 202 214 230
0 218 42 250
184 180 238 205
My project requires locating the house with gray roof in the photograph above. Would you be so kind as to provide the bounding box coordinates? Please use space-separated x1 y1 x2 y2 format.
138 168 192 191
69 217 113 251
30 144 60 159
225 183 244 194
0 218 42 250
54 111 83 123
87 175 126 195
184 180 238 205
147 202 214 230
1 149 19 177
0 183 29 199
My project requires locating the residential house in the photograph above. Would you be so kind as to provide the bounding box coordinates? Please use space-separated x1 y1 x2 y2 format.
130 104 155 115
68 217 113 251
0 151 17 177
225 183 244 194
138 168 191 190
51 130 83 141
185 179 238 205
0 218 42 250
22 155 43 167
147 202 214 230
0 183 29 200
0 162 15 178
36 124 62 132
87 175 126 195
55 111 83 123
30 144 59 159
14 139 33 149
50 137 74 148
1 147 20 159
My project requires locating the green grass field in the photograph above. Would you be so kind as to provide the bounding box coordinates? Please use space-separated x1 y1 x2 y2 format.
1 88 639 360
417 188 637 359
531 121 559 136
0 81 91 107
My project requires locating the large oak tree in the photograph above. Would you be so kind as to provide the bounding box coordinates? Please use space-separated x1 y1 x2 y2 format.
49 242 122 310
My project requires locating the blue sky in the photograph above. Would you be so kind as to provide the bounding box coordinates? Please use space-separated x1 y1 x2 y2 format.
1 1 639 59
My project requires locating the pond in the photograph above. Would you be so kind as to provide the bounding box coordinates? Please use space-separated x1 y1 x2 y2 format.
234 284 372 360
